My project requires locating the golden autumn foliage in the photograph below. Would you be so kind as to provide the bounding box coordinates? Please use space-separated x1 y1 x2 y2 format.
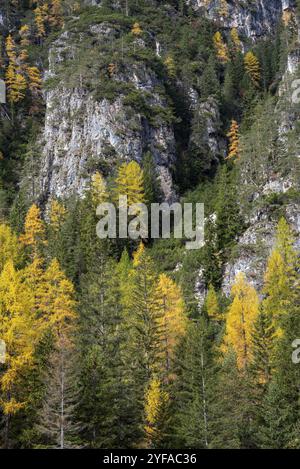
218 0 229 18
108 62 117 77
0 260 43 414
27 66 42 94
156 273 187 376
222 272 260 370
8 71 27 103
49 200 66 232
244 51 261 87
5 35 16 63
49 0 64 28
213 31 229 63
144 378 169 447
282 10 293 26
226 119 240 161
114 161 145 206
91 171 108 206
131 22 142 36
34 4 48 39
262 218 299 336
4 29 42 104
0 224 22 272
164 56 176 79
19 204 46 258
41 258 77 342
19 25 30 47
230 28 242 54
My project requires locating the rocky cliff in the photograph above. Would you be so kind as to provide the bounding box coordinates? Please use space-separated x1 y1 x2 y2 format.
187 0 291 39
9 0 299 303
36 21 178 204
221 46 300 297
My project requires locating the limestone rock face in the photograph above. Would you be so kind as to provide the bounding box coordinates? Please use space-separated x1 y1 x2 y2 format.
37 26 176 204
216 4 300 298
186 0 288 39
222 203 300 297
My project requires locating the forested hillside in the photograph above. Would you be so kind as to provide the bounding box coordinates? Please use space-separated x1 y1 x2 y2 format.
0 0 300 449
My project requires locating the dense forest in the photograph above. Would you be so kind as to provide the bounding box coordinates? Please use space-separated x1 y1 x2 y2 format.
0 0 300 449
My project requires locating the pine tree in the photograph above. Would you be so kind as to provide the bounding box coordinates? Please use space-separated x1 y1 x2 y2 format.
142 152 161 205
78 258 139 448
199 54 220 100
173 319 219 448
37 259 79 448
37 345 81 448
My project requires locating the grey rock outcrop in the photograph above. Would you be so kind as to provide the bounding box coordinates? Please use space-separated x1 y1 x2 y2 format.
186 0 289 40
36 25 176 204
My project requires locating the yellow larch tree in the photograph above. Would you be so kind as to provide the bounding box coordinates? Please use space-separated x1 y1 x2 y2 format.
144 377 169 448
230 28 242 54
27 66 42 95
282 10 293 26
19 204 47 259
0 260 42 416
131 22 142 36
19 24 30 64
91 171 109 206
49 199 66 232
21 256 47 317
218 0 229 18
156 274 187 378
0 224 22 272
226 119 240 161
222 272 260 370
19 25 30 48
108 62 117 77
41 258 77 343
164 56 176 79
213 31 229 64
114 161 145 206
262 218 299 335
5 35 16 63
6 68 27 103
34 4 48 40
244 51 260 87
49 0 64 28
